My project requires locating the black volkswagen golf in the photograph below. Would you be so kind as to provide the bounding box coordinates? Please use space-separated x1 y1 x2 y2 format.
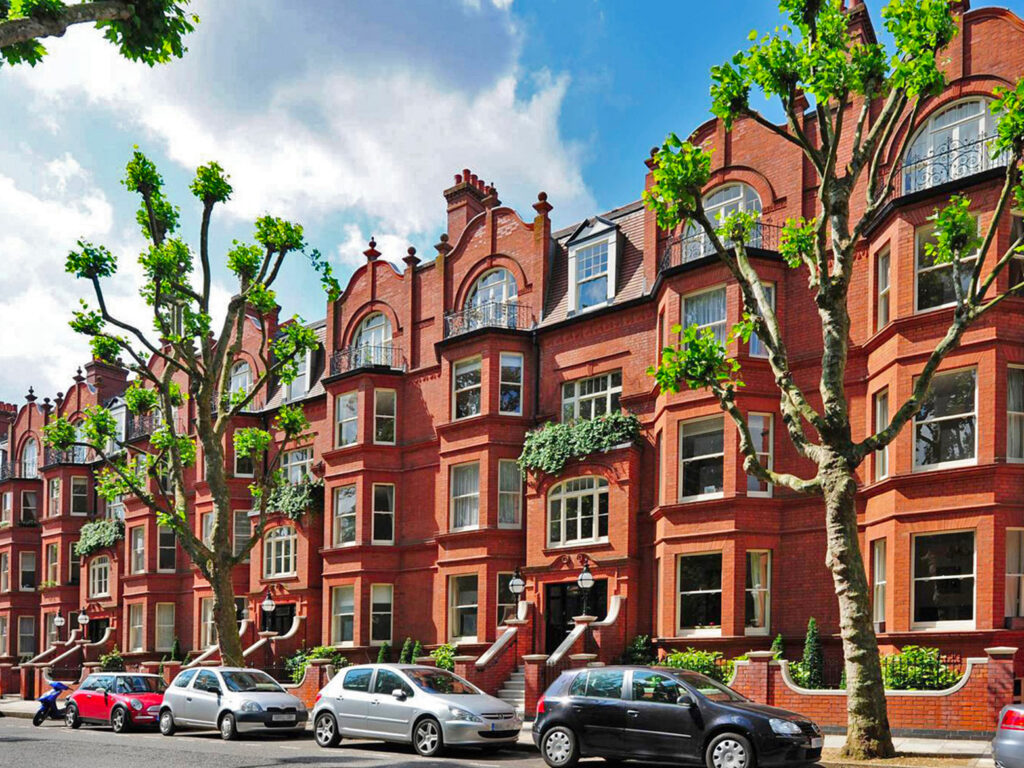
532 666 822 768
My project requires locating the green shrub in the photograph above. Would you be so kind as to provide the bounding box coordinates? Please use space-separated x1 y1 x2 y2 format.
770 633 785 659
790 617 824 689
376 642 391 664
169 637 183 663
430 643 457 671
75 518 125 558
399 637 414 664
99 646 126 672
881 646 961 691
411 640 423 661
622 635 656 665
518 412 641 476
661 648 733 683
284 646 349 684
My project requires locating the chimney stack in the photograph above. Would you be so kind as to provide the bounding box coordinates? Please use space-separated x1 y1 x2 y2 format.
443 168 489 245
84 358 129 403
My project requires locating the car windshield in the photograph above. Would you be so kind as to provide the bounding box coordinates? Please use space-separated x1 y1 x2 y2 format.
405 669 479 695
115 676 167 694
674 671 747 703
221 671 284 693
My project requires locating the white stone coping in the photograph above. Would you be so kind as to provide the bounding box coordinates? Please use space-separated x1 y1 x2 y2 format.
593 595 623 628
771 657 988 697
548 622 588 666
476 625 517 669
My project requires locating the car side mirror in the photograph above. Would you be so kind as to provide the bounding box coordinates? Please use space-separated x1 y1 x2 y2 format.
677 693 696 708
392 688 408 701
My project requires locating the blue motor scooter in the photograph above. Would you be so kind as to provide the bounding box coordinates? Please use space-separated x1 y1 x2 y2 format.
33 681 70 727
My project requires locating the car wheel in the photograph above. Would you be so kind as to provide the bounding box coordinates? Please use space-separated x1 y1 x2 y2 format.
706 732 755 768
412 717 444 757
219 712 238 741
65 704 82 729
110 706 130 734
314 712 341 748
540 726 580 768
159 709 176 736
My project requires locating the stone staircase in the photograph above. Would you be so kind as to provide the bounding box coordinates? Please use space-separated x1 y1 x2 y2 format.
496 665 526 717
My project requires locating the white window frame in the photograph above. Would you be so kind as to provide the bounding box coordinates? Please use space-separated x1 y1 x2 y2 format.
200 598 216 648
0 616 7 657
130 525 145 574
45 543 58 584
0 552 8 593
561 371 622 422
373 389 397 445
452 357 483 420
912 367 977 472
20 490 37 523
449 462 480 532
283 348 312 403
877 248 891 331
335 391 358 447
748 284 775 358
369 584 393 646
19 551 36 592
911 529 976 631
498 352 524 415
874 389 890 480
568 235 617 314
128 603 144 652
281 447 312 485
233 436 254 478
89 556 110 598
1009 367 1024 463
1008 529 1024 620
69 545 80 586
914 220 980 313
546 476 610 548
903 98 997 195
229 360 252 398
232 510 251 560
873 538 887 625
679 416 725 501
106 493 125 521
745 550 771 636
200 512 214 547
332 484 357 547
331 585 355 646
263 525 298 578
371 483 395 545
44 612 58 649
498 459 522 529
17 615 35 657
48 478 60 517
682 285 728 347
156 525 176 572
70 476 88 516
0 491 10 525
677 551 723 637
746 413 773 498
155 603 175 652
449 574 479 643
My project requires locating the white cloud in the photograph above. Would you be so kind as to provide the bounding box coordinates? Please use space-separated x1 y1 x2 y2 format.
335 224 412 271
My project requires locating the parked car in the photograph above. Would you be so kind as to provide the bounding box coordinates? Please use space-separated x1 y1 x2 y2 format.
159 666 308 740
64 673 167 733
311 663 521 757
994 704 1024 768
533 665 823 768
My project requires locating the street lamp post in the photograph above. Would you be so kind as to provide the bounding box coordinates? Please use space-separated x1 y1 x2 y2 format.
53 610 65 643
261 588 276 632
577 563 595 617
77 607 89 641
509 568 526 620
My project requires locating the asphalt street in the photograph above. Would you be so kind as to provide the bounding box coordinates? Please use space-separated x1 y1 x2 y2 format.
0 718 551 768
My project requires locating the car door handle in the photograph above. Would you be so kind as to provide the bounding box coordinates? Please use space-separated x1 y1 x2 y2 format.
626 710 640 717
186 697 192 702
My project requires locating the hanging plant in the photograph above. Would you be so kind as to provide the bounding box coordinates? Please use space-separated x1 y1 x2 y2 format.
518 411 642 477
268 477 324 521
75 518 125 558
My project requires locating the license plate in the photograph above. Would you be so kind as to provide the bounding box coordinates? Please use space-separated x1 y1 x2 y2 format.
810 737 823 749
272 714 295 722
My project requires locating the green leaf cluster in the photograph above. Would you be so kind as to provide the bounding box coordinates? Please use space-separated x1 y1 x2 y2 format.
189 161 232 205
267 477 323 521
272 322 319 387
124 382 159 414
66 240 117 279
376 642 391 664
621 634 656 665
275 403 310 439
789 617 825 688
42 416 76 451
74 518 125 558
98 0 197 66
430 643 457 671
517 411 641 477
779 217 817 269
234 427 271 460
925 194 981 268
99 646 126 672
283 645 349 684
650 324 744 397
880 645 962 690
661 648 734 683
642 135 712 231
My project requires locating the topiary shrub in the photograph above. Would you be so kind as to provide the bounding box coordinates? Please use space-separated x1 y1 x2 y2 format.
518 412 641 477
399 637 414 664
770 633 785 659
430 643 457 671
376 641 391 664
284 645 350 684
661 648 733 683
622 635 655 665
411 640 423 661
789 617 825 689
881 646 962 691
169 637 183 663
99 646 126 671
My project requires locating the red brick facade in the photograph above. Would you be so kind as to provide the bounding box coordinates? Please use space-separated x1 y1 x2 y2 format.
2 0 1024 723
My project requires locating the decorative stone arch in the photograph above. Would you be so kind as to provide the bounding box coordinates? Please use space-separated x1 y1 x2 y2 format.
341 301 402 348
532 460 624 498
702 167 780 214
453 254 530 312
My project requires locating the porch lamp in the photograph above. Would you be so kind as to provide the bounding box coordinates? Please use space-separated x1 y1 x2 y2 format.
509 568 526 619
261 589 276 632
577 563 595 617
54 610 65 641
77 608 89 627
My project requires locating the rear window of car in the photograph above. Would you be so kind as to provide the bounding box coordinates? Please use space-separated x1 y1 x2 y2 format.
172 669 198 688
568 669 624 699
343 668 372 692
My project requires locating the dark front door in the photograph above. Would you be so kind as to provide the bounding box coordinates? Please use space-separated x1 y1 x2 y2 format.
86 619 109 645
544 579 608 654
264 603 296 635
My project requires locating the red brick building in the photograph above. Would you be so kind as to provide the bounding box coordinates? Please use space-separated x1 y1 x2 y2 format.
3 0 1024 709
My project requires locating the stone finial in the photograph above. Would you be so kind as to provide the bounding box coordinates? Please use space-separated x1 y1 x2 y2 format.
42 397 52 414
364 237 380 262
55 392 64 408
533 190 552 217
434 232 452 256
25 387 37 403
403 246 420 268
73 367 85 384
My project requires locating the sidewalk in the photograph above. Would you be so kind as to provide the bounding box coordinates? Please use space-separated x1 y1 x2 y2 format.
0 696 40 719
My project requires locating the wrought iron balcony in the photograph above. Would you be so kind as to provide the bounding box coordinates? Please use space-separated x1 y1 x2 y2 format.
42 448 92 468
898 132 1011 197
660 221 781 273
329 342 406 377
126 413 160 441
443 300 532 338
0 460 39 481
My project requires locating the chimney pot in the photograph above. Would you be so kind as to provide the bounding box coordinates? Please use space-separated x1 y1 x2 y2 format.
454 174 463 184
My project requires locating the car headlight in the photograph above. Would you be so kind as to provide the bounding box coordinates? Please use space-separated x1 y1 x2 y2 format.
129 699 143 711
770 718 803 736
239 700 263 713
447 706 483 723
295 701 306 713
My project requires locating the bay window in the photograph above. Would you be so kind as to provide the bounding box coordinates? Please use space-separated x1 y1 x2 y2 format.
746 413 772 497
48 478 60 517
1009 368 1024 461
232 511 251 559
1009 530 1024 621
331 585 354 645
155 603 175 652
449 574 479 641
374 389 396 444
916 222 978 311
913 369 976 470
678 553 722 635
263 525 297 578
679 417 724 500
130 526 145 574
1 491 9 525
19 552 36 591
873 538 887 626
450 463 480 531
158 525 176 571
45 543 58 584
912 531 975 628
875 389 890 480
18 616 35 656
0 553 8 592
333 484 357 546
547 476 609 547
335 391 358 447
683 287 727 346
453 357 482 419
21 491 37 523
372 484 394 544
877 248 891 329
745 550 771 635
70 476 88 515
281 447 312 484
200 598 216 648
499 353 523 414
498 459 522 528
370 584 393 645
748 284 775 357
128 603 144 652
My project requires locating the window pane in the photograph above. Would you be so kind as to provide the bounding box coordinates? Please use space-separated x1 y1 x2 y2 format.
680 553 722 591
913 532 975 624
584 668 623 699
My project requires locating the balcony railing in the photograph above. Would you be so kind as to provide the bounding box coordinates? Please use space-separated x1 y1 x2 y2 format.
660 221 782 272
126 413 160 441
0 460 39 481
443 300 533 338
329 342 406 377
42 448 92 468
898 132 1010 196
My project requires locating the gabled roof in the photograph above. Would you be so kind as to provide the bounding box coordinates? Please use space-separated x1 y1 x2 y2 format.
564 215 618 247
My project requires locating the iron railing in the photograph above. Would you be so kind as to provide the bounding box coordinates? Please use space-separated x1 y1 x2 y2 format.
329 343 406 377
897 132 1010 197
126 413 160 441
42 448 92 468
660 221 782 272
444 300 533 338
0 460 39 481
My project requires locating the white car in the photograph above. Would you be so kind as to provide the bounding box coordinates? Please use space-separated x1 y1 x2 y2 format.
312 663 521 757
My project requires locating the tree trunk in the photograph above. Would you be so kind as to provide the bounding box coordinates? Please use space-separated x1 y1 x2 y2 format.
822 462 894 759
211 563 244 667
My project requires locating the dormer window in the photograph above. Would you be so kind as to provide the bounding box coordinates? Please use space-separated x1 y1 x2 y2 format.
229 361 252 397
903 98 1002 195
284 349 311 403
353 313 393 367
462 268 519 331
469 269 517 307
566 216 621 315
681 183 762 260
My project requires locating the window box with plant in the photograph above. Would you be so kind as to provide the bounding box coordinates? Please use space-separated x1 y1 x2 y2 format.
518 411 641 477
74 518 125 559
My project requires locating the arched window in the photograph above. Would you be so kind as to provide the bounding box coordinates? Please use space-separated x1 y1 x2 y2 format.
89 556 110 598
547 476 609 547
263 525 297 578
20 437 37 478
903 98 1002 194
353 313 393 367
682 183 762 261
462 268 519 331
229 361 252 396
72 422 88 464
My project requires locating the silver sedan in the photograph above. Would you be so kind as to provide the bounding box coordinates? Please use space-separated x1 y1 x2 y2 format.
995 705 1024 768
312 663 521 757
159 667 308 740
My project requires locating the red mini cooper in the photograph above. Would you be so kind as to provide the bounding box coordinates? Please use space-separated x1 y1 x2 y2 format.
65 672 167 733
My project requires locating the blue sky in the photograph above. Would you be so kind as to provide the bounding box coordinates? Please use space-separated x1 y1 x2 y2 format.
1 0 1023 402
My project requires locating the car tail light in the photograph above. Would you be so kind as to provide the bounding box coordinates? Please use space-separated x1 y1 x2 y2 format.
314 693 321 705
536 696 546 716
1001 710 1024 730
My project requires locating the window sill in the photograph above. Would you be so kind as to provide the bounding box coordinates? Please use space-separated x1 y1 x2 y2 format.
677 628 722 638
451 636 478 644
910 622 975 631
679 492 724 503
744 627 770 637
545 538 610 552
912 459 977 473
370 541 395 546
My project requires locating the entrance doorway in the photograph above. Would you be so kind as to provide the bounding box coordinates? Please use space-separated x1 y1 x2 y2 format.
86 618 109 645
544 579 608 655
263 603 296 635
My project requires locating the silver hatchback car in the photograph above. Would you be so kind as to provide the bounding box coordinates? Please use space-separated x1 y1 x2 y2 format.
312 663 521 757
159 666 308 740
